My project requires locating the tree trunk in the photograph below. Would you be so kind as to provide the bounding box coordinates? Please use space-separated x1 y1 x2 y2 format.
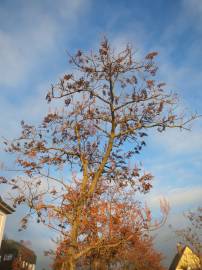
92 258 105 270
69 259 76 270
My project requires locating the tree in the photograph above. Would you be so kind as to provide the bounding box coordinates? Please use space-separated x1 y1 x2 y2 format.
52 180 168 270
0 38 196 270
175 207 202 267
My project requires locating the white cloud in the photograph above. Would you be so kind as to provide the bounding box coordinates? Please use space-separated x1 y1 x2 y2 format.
0 82 49 139
0 0 90 88
150 125 202 156
182 0 202 26
0 30 29 87
57 0 89 19
0 22 56 87
147 186 202 210
149 0 202 109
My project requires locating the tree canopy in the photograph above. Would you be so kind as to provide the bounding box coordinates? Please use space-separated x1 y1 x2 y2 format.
0 38 196 270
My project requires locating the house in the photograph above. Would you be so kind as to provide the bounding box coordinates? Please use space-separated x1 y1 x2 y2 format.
169 244 201 270
0 239 37 270
0 197 14 247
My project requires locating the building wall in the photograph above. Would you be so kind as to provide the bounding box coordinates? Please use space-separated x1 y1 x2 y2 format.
0 210 6 247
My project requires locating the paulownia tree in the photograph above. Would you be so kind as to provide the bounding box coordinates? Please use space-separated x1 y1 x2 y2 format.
0 38 196 269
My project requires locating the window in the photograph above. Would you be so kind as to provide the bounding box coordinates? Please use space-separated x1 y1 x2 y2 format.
3 254 13 261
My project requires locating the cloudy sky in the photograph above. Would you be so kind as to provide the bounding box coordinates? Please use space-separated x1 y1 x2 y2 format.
0 0 202 269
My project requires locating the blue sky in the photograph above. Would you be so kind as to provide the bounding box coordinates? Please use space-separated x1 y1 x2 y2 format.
0 0 202 268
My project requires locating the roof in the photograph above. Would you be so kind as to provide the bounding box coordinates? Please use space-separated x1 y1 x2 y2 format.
0 239 37 264
169 245 200 270
169 246 186 270
0 197 14 214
